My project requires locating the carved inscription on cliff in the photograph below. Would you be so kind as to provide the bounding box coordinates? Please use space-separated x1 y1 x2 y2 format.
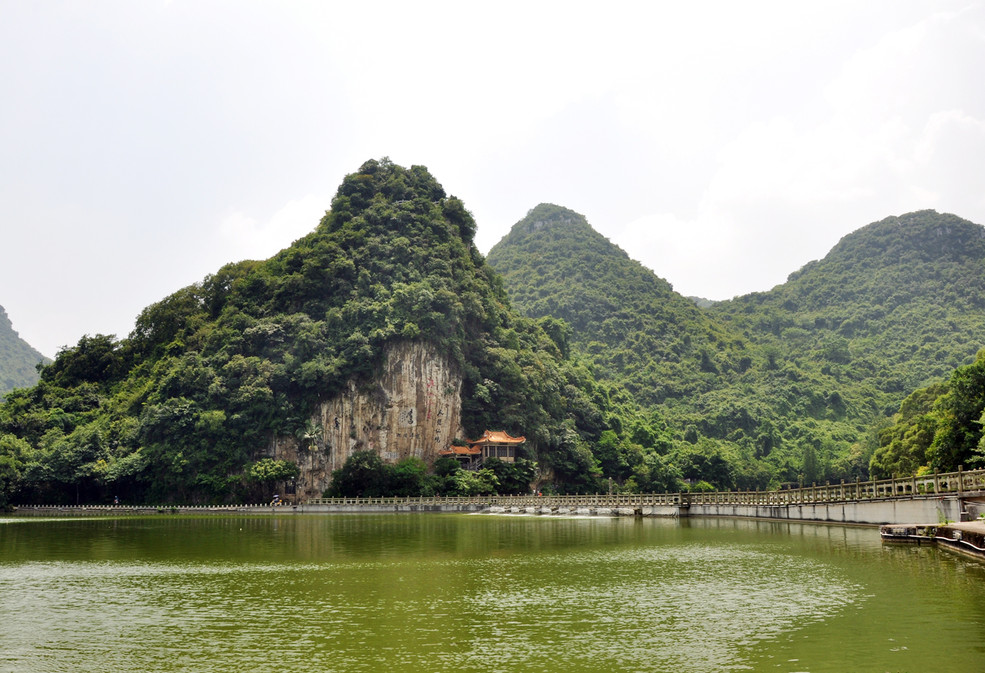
317 341 464 476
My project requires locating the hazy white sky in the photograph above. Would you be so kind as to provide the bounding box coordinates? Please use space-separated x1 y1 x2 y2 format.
2 1 984 358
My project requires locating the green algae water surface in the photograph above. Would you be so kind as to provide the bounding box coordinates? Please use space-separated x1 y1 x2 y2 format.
0 514 983 673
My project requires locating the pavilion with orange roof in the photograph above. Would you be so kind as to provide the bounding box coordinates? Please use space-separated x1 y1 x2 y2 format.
438 430 526 467
467 430 526 463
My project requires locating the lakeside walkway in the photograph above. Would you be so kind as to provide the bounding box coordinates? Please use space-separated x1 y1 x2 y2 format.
11 466 985 526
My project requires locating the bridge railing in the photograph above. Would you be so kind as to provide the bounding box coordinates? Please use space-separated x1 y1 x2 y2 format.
305 466 985 508
669 466 984 507
305 493 686 508
16 468 983 512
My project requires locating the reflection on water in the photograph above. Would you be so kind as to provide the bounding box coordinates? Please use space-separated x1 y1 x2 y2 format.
0 514 983 673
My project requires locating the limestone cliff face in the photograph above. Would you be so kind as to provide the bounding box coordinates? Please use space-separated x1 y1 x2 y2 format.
269 341 464 500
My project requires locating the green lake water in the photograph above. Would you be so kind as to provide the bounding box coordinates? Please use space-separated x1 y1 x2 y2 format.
0 514 983 673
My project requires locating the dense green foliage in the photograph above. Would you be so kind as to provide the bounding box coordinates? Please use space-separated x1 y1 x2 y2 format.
709 211 985 479
489 206 985 489
488 205 749 404
0 160 615 505
0 306 46 395
323 450 537 497
713 210 985 410
870 349 985 477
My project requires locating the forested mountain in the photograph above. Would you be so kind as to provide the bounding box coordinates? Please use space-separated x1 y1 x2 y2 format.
4 168 983 507
0 306 45 395
488 207 985 488
713 210 985 404
0 160 612 506
487 204 750 405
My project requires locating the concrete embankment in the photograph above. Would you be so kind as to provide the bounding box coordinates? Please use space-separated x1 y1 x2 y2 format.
482 504 680 517
880 521 985 561
10 502 681 517
299 503 680 516
685 495 966 526
11 503 497 516
11 468 984 522
10 504 277 516
8 493 977 526
299 503 488 514
478 497 967 524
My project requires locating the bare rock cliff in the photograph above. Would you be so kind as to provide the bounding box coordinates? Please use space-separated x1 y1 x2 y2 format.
269 341 464 500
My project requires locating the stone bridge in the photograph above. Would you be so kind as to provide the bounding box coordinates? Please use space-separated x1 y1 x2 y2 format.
13 468 985 526
300 466 985 525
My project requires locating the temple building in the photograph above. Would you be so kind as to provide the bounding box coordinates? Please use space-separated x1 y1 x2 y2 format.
438 430 526 467
469 430 526 463
436 443 482 469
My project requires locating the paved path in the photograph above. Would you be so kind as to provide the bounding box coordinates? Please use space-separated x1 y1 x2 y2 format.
946 520 985 534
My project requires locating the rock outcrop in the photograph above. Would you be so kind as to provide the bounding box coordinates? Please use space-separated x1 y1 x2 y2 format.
270 341 464 500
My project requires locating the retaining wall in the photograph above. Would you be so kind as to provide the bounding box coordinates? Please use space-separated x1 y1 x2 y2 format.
298 503 488 514
685 496 965 525
9 495 973 526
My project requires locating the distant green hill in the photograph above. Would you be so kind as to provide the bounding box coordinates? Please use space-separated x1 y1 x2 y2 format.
714 210 985 480
486 204 749 405
687 296 717 309
488 207 985 488
713 210 985 399
0 306 45 395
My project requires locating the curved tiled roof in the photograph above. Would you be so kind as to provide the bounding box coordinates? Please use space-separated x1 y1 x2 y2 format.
438 445 481 456
467 430 526 445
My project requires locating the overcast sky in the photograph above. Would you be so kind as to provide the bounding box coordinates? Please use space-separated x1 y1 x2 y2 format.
2 1 984 358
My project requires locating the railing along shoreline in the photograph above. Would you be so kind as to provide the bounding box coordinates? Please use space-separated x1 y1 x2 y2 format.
308 465 985 508
12 466 985 511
